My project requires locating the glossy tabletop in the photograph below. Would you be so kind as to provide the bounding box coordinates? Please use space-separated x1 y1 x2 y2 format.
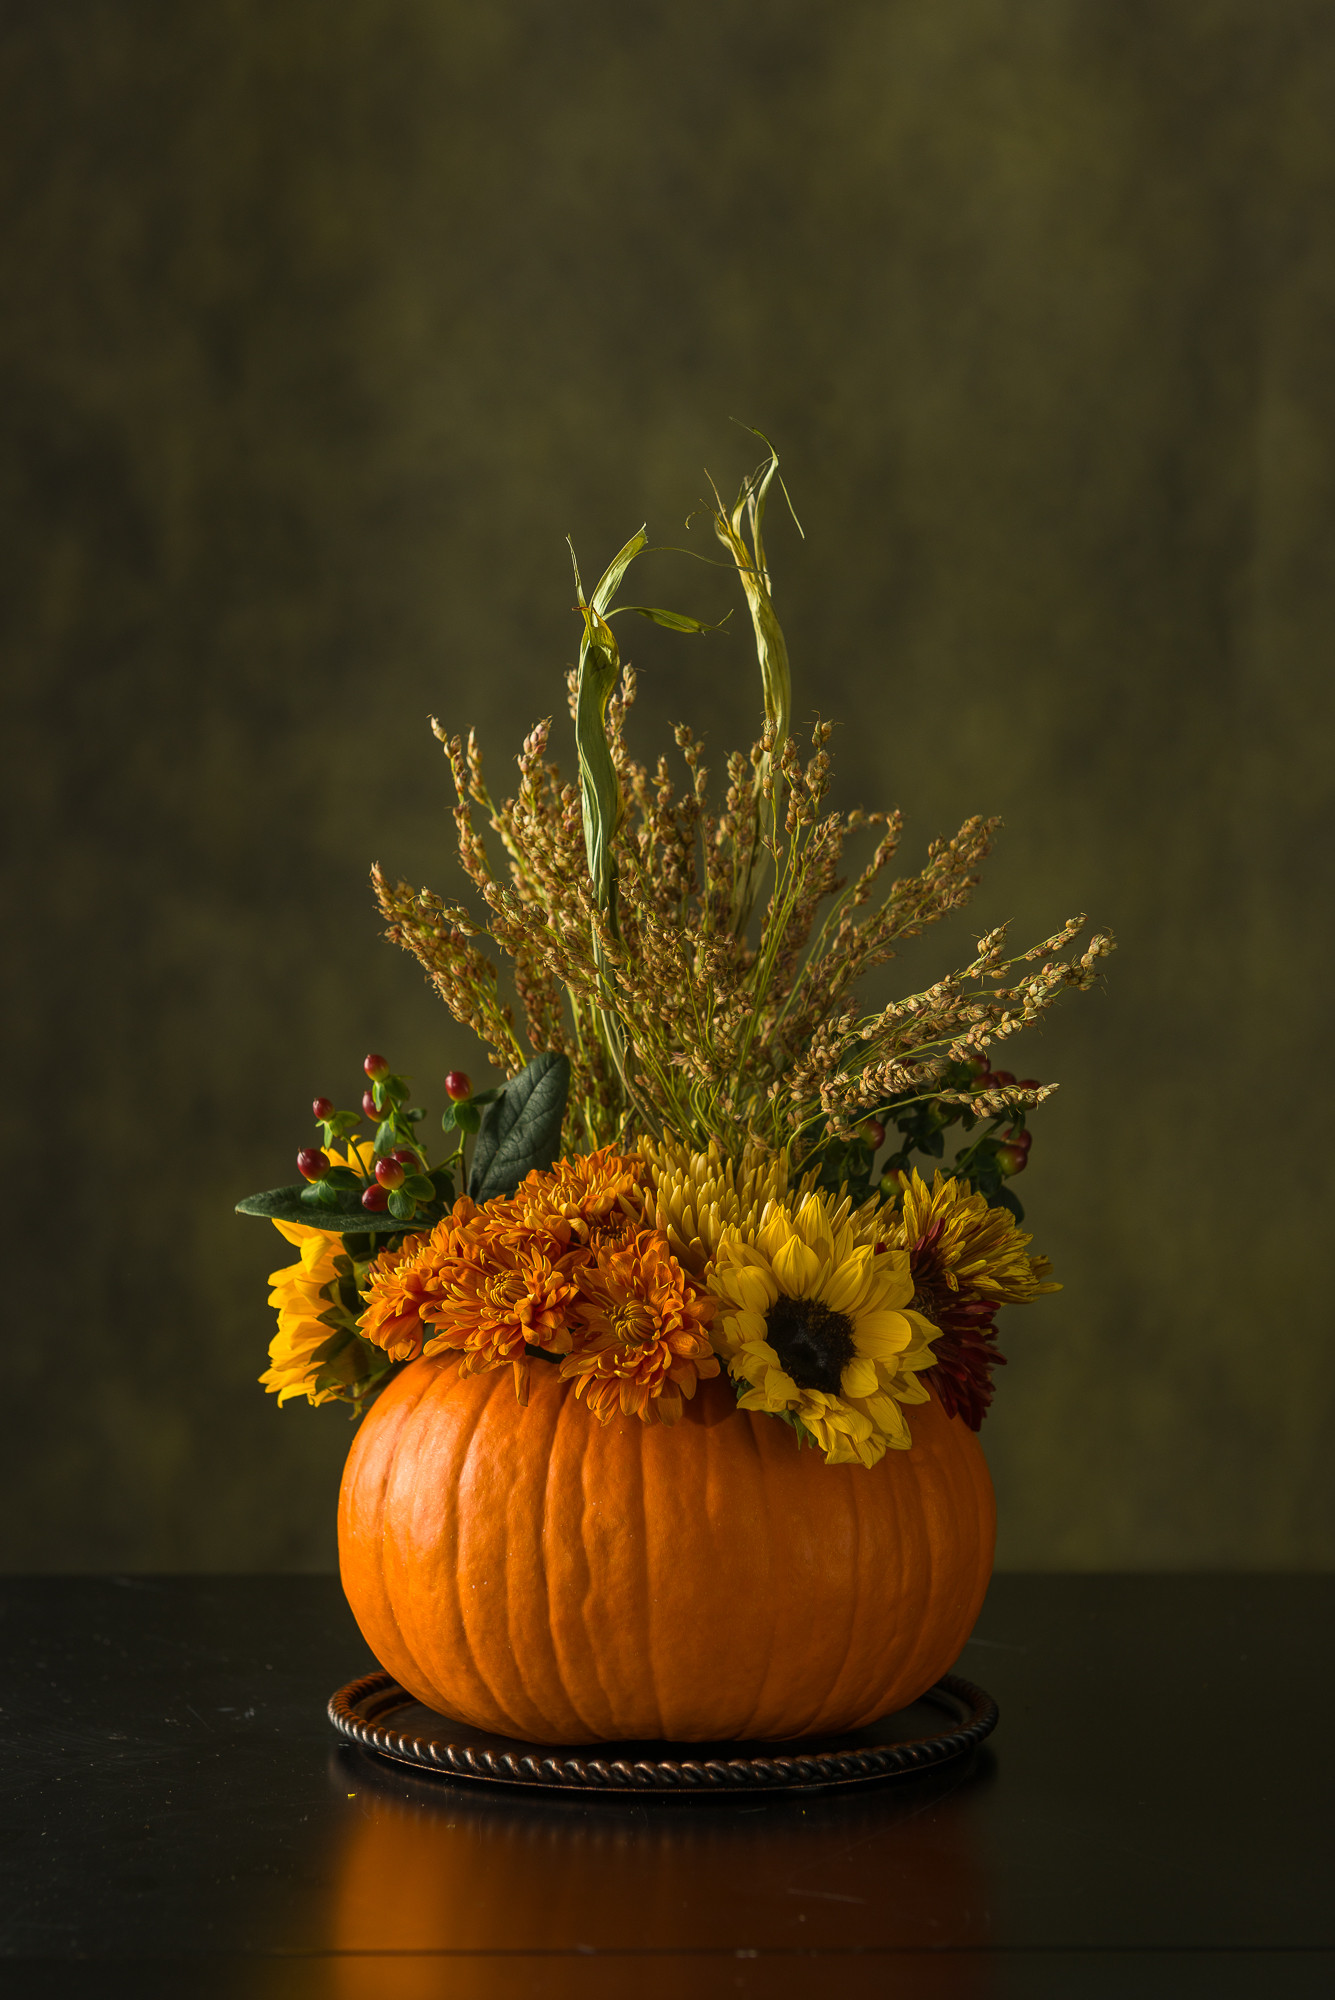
1 1575 1330 1997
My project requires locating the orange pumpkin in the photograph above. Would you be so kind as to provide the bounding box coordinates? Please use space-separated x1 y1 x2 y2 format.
337 1353 995 1743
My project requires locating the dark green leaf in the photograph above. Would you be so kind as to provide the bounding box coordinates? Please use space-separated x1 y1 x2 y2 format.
400 1174 434 1200
440 1103 457 1134
299 1181 344 1211
453 1100 481 1135
469 1053 570 1204
387 1190 416 1221
324 1166 362 1191
236 1184 414 1235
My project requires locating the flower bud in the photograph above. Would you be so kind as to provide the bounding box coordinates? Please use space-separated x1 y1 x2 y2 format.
312 1097 334 1121
444 1070 472 1101
363 1053 390 1081
361 1183 389 1212
297 1147 329 1183
374 1157 405 1190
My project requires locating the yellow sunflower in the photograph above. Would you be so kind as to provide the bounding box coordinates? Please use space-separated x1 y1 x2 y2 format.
260 1218 346 1405
260 1143 381 1405
708 1189 939 1467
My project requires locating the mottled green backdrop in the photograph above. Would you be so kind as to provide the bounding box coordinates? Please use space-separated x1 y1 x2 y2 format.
5 2 1333 1568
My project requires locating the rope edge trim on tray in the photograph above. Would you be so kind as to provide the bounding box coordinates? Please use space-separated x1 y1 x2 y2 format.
327 1671 998 1790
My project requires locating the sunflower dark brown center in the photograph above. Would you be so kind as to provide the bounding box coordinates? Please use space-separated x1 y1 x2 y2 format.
765 1294 856 1394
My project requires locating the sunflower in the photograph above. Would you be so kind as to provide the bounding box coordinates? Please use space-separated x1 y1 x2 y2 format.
560 1229 719 1424
260 1218 347 1406
637 1135 791 1277
888 1169 1059 1430
708 1189 938 1467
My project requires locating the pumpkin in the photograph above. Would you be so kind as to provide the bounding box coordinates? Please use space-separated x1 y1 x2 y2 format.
338 1352 995 1743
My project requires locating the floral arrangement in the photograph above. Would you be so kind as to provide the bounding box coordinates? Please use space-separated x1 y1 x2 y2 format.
240 441 1111 1468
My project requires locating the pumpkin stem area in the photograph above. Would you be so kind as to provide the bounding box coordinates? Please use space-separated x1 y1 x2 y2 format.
764 1295 855 1395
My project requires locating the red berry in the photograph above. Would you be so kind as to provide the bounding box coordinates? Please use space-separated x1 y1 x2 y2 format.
360 1183 388 1212
860 1117 886 1150
444 1070 472 1101
990 1070 1016 1087
374 1157 405 1190
996 1142 1028 1176
312 1097 334 1121
1018 1078 1041 1091
363 1053 390 1081
362 1091 384 1121
296 1147 329 1183
391 1147 420 1168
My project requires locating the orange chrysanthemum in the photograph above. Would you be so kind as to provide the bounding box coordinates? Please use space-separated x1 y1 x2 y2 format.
358 1199 490 1362
420 1230 584 1398
560 1228 719 1426
508 1143 646 1247
357 1153 713 1418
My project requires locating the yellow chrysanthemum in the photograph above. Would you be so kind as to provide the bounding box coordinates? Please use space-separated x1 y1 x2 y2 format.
261 1218 345 1405
637 1135 790 1277
708 1188 939 1467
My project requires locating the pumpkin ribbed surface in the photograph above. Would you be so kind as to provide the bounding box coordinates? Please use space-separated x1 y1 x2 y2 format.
337 1353 995 1743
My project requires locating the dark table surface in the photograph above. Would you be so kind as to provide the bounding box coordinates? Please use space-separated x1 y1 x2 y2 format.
1 1575 1330 1998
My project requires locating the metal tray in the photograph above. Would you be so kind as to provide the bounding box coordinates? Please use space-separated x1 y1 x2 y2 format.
328 1669 997 1794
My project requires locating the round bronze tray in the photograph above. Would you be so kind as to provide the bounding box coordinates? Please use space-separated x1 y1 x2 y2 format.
328 1670 997 1794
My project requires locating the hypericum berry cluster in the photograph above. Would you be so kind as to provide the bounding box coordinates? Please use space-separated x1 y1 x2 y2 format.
295 1053 481 1225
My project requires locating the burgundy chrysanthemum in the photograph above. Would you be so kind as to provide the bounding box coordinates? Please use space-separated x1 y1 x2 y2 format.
907 1218 1008 1432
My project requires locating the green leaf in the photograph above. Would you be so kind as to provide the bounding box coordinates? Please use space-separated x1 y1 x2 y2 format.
236 1184 414 1236
469 1053 570 1204
299 1181 344 1211
400 1174 434 1200
586 526 648 617
323 1165 363 1191
610 604 730 635
386 1189 416 1221
453 1099 481 1135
